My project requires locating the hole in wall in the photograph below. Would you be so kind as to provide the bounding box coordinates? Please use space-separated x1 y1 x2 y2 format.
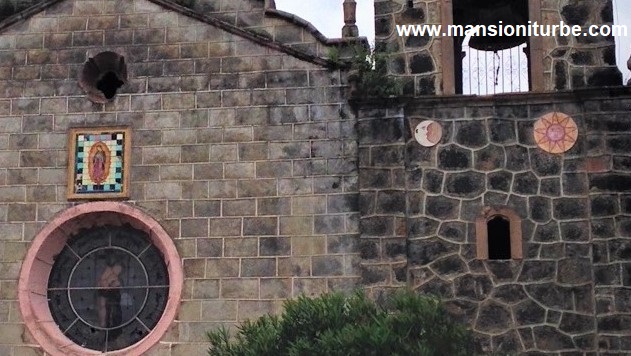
79 51 128 104
96 72 125 99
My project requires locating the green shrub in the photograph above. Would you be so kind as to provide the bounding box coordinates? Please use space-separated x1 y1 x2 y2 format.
207 290 473 356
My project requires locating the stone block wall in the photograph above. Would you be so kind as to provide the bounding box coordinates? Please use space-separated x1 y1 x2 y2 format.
0 0 360 354
356 87 631 354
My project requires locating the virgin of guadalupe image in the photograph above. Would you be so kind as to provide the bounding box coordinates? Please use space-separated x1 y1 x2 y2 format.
88 142 111 184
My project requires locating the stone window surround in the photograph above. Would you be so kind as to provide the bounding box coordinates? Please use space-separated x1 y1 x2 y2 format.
440 0 544 94
475 206 523 260
18 202 183 356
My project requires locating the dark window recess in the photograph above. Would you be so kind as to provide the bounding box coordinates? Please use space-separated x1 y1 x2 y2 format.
407 0 414 8
487 215 511 259
79 51 127 103
48 225 168 353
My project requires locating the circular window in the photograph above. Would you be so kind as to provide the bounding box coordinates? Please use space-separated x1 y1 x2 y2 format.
48 225 169 352
18 202 183 356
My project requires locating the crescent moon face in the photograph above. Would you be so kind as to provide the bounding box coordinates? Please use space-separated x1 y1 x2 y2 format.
415 120 442 147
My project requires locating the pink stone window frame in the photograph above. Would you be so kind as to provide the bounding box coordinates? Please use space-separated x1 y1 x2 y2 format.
18 202 183 356
475 206 523 260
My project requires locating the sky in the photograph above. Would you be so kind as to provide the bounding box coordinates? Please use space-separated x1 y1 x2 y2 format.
275 0 631 83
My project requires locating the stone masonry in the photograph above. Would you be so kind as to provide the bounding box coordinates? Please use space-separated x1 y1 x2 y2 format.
357 87 631 354
0 0 363 354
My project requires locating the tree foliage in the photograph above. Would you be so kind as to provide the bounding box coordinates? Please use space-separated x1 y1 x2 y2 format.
208 290 473 356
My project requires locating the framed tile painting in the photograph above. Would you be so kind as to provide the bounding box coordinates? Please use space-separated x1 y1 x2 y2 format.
67 127 131 200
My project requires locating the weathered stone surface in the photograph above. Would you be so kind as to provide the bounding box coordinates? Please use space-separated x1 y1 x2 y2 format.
513 172 539 195
474 145 505 171
476 301 512 333
488 171 512 192
518 261 556 282
553 198 588 220
408 237 457 265
430 254 467 277
529 197 551 223
455 121 487 148
590 174 631 192
492 284 527 304
358 118 404 145
560 221 589 241
438 145 471 170
505 145 529 171
514 299 545 325
558 258 592 284
425 195 459 219
597 315 631 333
562 173 588 195
422 169 443 193
445 172 485 198
415 277 454 298
540 178 561 196
489 119 516 144
534 221 559 242
438 221 467 243
530 150 562 177
409 53 434 74
533 325 575 350
407 217 439 237
486 260 521 283
454 274 493 301
560 312 595 334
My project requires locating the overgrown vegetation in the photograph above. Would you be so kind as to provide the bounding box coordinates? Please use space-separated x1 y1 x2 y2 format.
330 46 403 98
207 290 473 356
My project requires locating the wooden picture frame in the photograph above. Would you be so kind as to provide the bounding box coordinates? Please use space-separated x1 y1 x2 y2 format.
66 126 131 200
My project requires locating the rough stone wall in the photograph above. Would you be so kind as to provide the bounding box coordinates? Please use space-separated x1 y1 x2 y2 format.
374 0 441 96
543 0 621 90
357 88 631 354
0 0 359 354
374 0 622 94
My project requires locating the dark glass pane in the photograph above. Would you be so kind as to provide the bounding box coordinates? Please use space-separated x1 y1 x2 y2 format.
65 319 107 352
68 228 109 256
47 290 76 332
48 248 79 289
139 245 169 286
138 287 169 329
68 288 100 327
108 319 149 352
111 226 150 255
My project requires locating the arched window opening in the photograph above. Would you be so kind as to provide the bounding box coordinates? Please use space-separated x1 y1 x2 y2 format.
476 206 523 260
487 215 511 259
453 0 530 95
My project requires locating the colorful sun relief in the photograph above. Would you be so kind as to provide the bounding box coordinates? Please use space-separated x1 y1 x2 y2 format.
67 127 131 199
533 112 578 154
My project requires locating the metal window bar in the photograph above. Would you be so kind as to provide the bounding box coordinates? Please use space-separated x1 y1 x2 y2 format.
461 34 529 95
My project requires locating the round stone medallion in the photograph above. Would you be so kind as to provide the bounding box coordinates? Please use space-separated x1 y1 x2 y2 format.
533 112 578 154
414 120 442 147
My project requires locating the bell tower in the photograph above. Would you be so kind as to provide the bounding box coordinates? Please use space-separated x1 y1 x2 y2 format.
374 0 622 95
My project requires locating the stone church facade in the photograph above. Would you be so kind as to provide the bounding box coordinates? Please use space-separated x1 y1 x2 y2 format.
0 0 629 355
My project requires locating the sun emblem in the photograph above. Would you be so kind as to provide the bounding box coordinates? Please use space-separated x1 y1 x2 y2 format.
533 112 578 154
